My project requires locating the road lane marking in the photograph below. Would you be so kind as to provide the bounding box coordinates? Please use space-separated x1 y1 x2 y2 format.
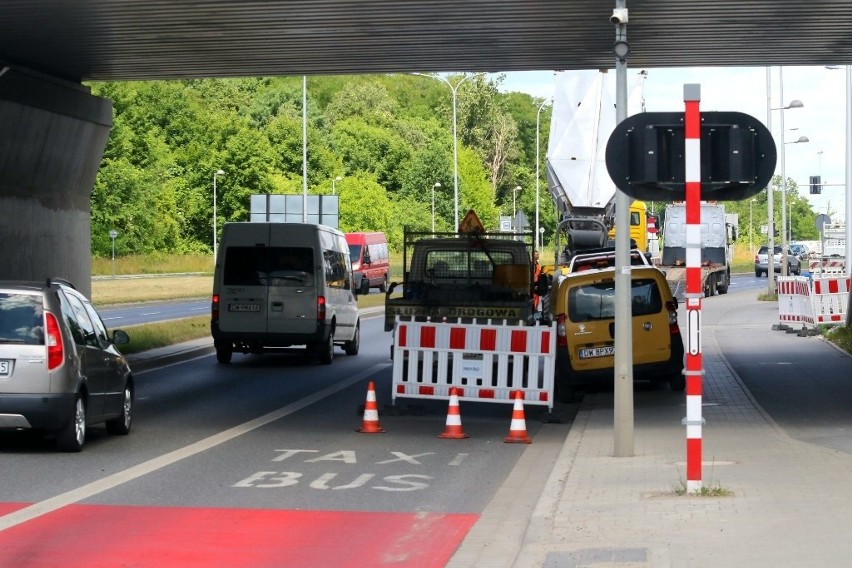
0 362 390 533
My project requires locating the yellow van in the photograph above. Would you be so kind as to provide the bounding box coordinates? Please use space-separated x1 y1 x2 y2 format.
551 265 684 402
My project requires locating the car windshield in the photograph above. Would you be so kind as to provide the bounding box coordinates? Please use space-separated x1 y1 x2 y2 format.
568 278 663 322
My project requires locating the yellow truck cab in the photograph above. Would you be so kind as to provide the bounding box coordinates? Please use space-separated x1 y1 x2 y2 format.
551 262 684 402
607 200 648 252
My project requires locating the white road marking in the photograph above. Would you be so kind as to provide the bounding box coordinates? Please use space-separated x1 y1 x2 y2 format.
0 362 390 533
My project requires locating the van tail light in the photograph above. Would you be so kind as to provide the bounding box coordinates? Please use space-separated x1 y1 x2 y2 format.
556 313 567 347
317 296 327 322
45 312 64 371
211 294 220 322
666 301 681 335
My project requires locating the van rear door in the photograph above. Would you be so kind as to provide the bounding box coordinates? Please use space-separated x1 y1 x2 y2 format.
218 224 271 335
267 225 320 337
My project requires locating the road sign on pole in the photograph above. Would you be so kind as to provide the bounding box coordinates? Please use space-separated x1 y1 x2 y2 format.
605 111 777 201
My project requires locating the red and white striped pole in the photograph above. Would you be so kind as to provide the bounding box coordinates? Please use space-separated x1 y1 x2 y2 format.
683 84 704 493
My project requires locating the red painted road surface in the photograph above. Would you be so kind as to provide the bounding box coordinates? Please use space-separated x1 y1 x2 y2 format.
0 504 478 567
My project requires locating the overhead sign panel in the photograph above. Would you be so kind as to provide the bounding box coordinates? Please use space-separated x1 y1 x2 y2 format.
605 111 777 201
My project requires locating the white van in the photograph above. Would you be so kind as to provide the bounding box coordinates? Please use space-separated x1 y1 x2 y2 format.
211 222 360 364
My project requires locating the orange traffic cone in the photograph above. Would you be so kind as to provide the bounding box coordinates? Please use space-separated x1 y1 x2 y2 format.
438 387 469 439
357 381 385 433
504 391 532 444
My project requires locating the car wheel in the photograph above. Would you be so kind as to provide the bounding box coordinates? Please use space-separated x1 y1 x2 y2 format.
216 346 233 364
344 320 360 356
360 278 370 295
57 394 86 452
379 275 388 293
318 330 334 365
669 374 686 392
106 381 133 435
755 269 761 277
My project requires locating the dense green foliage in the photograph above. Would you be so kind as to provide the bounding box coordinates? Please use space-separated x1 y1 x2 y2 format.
88 74 556 256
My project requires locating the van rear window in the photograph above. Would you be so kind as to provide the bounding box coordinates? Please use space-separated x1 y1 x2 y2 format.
568 278 662 322
223 247 314 286
0 293 44 345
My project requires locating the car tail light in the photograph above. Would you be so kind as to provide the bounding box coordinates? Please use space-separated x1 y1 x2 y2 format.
45 312 64 371
556 313 567 347
754 254 759 263
666 301 681 334
317 296 327 322
211 294 220 322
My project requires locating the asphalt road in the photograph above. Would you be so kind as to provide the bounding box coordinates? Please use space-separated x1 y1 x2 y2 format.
0 313 573 566
3 273 849 566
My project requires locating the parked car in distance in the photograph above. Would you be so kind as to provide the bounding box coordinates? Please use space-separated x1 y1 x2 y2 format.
789 242 811 261
346 232 390 295
0 279 133 452
551 265 685 402
754 244 802 277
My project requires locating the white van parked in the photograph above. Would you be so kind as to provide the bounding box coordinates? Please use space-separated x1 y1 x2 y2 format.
211 222 360 364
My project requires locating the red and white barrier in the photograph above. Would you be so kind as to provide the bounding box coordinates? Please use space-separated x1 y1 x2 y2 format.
776 275 849 327
777 277 814 325
391 318 556 410
808 258 846 275
810 275 850 325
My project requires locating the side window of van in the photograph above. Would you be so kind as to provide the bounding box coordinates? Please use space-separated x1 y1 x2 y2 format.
323 249 349 289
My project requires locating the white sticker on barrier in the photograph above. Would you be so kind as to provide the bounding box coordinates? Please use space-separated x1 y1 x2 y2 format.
391 318 556 410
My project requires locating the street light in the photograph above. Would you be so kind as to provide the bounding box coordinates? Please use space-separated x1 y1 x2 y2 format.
432 182 441 232
412 72 474 231
782 134 809 261
512 185 522 223
771 67 805 277
535 98 552 250
213 169 224 263
332 175 342 195
825 65 852 285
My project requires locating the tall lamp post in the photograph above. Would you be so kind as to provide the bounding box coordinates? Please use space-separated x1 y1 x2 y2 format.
535 98 551 250
413 73 473 231
512 185 522 224
432 182 441 232
771 67 805 277
213 169 224 263
332 175 342 195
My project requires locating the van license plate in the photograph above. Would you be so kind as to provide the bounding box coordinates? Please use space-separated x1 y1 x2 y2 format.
0 360 10 376
229 303 261 312
579 346 614 359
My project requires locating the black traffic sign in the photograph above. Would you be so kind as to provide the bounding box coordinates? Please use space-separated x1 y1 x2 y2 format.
605 111 777 201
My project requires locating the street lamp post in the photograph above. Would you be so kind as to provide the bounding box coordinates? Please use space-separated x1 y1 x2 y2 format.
109 230 118 278
535 98 551 250
332 175 342 195
513 185 522 225
413 73 473 231
772 67 805 277
213 169 224 263
432 182 441 232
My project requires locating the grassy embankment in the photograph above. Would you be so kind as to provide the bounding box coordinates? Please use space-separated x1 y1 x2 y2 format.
91 251 852 356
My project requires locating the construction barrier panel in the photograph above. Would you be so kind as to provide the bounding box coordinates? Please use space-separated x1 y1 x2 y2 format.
391 317 556 410
810 275 850 325
777 276 813 325
808 258 846 276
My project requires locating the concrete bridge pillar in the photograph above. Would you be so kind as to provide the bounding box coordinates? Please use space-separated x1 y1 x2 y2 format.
0 67 112 297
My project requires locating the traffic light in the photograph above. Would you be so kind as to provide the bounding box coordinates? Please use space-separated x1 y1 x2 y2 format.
810 175 822 194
